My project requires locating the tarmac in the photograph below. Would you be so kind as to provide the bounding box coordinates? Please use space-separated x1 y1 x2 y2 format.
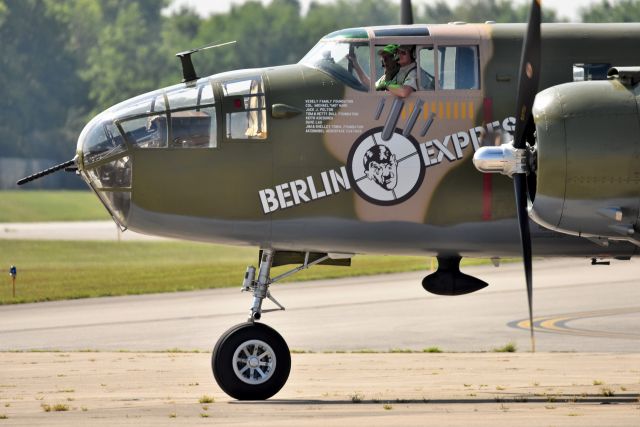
0 352 638 426
1 223 640 424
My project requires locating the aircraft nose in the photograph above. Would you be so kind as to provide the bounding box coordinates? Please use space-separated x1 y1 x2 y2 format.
77 113 132 227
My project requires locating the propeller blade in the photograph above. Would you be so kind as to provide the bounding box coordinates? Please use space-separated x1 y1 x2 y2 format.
514 174 535 352
16 158 76 186
513 0 541 150
401 0 413 25
511 0 541 353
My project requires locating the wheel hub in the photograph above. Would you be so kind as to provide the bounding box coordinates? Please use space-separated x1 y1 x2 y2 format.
248 356 260 368
232 339 276 385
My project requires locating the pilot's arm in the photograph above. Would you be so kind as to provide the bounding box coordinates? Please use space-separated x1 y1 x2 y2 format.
386 67 417 98
347 53 371 87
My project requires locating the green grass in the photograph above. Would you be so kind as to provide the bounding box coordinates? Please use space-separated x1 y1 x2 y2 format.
493 342 517 353
0 239 502 304
0 190 109 222
0 240 441 304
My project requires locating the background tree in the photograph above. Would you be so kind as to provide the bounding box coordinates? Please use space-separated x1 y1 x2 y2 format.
81 1 168 114
418 0 559 24
0 0 84 159
581 0 640 21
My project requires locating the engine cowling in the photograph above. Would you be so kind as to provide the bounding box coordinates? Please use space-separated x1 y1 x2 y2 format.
530 76 640 241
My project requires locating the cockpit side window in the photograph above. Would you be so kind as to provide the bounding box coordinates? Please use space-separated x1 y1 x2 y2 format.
299 41 369 91
418 47 436 90
222 76 267 140
438 46 480 90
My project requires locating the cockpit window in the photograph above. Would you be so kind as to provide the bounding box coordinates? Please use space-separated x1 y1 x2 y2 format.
299 41 369 91
438 46 480 90
418 47 436 90
222 76 267 140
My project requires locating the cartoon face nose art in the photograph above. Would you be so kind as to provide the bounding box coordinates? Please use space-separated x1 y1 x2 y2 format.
364 145 398 190
348 127 425 206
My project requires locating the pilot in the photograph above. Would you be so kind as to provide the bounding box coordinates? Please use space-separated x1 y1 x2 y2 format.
347 44 400 90
363 144 398 190
377 45 417 98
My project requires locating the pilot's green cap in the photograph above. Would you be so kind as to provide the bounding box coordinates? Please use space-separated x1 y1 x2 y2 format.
377 44 399 56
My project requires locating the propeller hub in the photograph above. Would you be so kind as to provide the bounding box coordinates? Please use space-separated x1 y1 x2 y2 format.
473 143 529 177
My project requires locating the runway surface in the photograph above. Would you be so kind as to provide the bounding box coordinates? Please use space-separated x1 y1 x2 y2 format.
1 352 638 426
0 221 167 241
1 257 639 352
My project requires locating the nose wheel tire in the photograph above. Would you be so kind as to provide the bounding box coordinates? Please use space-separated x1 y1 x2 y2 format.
212 322 291 400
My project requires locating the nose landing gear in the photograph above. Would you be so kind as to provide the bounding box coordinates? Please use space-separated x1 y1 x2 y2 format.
211 249 335 400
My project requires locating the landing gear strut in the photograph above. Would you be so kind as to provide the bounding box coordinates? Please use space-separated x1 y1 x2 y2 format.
212 249 331 400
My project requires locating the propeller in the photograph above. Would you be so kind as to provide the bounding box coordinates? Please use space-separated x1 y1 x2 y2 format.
16 157 77 186
472 0 541 352
401 0 413 25
512 0 541 352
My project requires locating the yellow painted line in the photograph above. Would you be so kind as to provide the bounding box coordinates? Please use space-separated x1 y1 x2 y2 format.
515 307 640 339
431 101 437 114
401 106 406 120
516 316 547 329
540 317 572 331
469 101 475 119
453 101 459 119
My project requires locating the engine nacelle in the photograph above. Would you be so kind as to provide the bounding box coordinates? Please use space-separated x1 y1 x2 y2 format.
530 77 640 241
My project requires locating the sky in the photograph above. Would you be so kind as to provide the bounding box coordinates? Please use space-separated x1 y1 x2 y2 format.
165 0 604 22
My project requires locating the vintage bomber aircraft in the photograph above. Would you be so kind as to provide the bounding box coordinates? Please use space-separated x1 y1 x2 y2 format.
18 0 640 400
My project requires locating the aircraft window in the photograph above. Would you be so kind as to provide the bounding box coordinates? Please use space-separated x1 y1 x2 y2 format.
199 83 215 103
151 94 166 112
86 156 132 189
113 97 156 119
438 46 479 90
95 190 131 225
167 86 199 110
82 121 127 165
573 63 611 81
418 47 436 90
223 76 267 140
171 107 217 148
299 41 369 91
120 113 168 148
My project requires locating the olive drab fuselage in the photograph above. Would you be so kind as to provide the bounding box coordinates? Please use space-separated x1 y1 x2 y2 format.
76 23 640 259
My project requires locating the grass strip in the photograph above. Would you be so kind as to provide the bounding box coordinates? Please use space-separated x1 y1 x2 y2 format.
0 191 109 222
0 240 440 304
1 240 502 305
